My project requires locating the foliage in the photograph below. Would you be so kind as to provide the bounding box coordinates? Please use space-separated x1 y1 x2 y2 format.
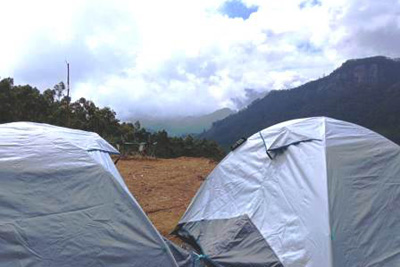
0 78 225 161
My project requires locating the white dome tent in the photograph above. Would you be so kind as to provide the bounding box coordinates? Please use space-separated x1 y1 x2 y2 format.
173 117 400 267
0 122 180 266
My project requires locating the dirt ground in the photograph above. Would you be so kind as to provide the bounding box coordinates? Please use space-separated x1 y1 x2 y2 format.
117 157 217 240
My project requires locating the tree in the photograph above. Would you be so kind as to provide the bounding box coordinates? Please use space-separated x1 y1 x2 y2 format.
53 82 66 101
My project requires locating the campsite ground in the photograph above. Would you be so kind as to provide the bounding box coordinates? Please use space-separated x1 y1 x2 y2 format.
117 157 217 241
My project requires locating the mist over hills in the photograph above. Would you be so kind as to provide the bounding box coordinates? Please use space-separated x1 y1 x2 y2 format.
134 88 269 136
134 108 234 136
230 88 270 110
201 56 400 148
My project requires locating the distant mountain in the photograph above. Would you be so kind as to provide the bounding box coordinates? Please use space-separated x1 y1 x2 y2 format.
201 56 400 148
136 108 234 136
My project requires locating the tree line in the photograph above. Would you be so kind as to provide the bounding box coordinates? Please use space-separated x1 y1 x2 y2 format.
0 78 225 160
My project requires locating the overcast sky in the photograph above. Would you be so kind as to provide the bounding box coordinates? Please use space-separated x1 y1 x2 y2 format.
1 0 399 119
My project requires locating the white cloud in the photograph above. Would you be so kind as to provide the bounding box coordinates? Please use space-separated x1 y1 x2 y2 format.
0 0 399 119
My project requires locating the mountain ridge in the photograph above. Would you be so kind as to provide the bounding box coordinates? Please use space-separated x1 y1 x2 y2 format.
201 56 400 148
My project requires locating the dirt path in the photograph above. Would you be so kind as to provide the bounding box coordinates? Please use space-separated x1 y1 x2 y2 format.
117 157 217 240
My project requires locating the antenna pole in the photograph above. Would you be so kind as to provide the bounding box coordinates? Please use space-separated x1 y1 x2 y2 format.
66 61 70 98
65 61 71 127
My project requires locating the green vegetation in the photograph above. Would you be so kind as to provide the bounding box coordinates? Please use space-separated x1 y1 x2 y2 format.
0 78 225 160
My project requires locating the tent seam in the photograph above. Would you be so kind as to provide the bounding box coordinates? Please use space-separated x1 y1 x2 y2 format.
323 117 334 267
86 152 179 266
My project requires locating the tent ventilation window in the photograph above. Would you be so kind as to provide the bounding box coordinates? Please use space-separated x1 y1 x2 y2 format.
259 132 320 160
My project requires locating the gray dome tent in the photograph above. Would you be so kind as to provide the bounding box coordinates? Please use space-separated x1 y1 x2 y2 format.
0 122 180 266
174 117 400 267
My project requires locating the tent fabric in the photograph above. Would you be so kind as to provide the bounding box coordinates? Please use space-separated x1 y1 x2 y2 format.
325 119 400 266
175 117 400 267
0 122 178 267
89 150 136 202
0 121 119 154
173 215 283 267
163 238 200 267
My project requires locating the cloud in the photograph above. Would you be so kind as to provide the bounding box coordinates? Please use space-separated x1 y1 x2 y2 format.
230 88 269 109
0 0 399 120
299 0 322 9
334 0 400 58
220 0 259 20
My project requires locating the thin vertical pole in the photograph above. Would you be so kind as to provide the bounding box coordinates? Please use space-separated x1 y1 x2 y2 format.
66 61 70 126
66 62 70 98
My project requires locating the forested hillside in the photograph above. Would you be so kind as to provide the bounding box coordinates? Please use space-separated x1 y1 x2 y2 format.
202 56 400 148
0 78 225 160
